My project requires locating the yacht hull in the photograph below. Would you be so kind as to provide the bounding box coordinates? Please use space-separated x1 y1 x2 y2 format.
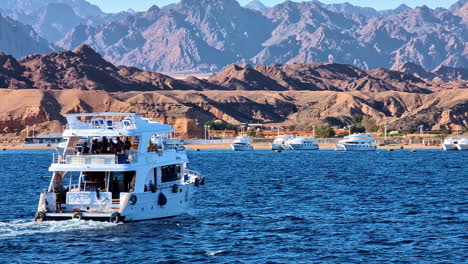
334 144 346 151
38 185 198 222
288 144 319 150
270 143 282 150
442 144 457 151
456 144 468 150
231 144 253 151
335 144 376 151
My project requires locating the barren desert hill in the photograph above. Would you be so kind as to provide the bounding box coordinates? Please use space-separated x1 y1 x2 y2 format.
0 45 466 138
0 88 466 139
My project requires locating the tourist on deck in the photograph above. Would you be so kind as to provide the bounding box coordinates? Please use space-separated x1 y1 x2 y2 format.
54 181 65 213
83 142 90 154
108 139 116 153
124 137 131 151
101 137 109 153
92 139 100 154
116 137 124 153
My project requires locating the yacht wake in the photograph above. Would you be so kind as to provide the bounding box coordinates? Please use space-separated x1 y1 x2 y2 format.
0 219 118 238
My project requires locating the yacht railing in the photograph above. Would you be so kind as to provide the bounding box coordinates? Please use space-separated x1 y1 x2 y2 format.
65 121 137 130
53 152 138 165
184 169 202 178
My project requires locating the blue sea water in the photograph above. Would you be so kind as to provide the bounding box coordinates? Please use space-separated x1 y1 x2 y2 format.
0 149 466 263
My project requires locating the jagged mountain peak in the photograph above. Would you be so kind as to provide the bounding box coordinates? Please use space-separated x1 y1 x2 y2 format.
245 0 268 13
449 0 467 12
26 0 466 73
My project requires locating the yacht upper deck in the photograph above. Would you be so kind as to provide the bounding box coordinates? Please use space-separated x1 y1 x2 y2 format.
63 113 173 137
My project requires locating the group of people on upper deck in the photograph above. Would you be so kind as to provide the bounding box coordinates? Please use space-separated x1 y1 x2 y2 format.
78 136 132 154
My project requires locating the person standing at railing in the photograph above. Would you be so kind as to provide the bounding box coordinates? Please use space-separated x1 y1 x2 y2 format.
54 181 65 213
108 139 116 153
116 137 124 153
124 137 131 151
83 142 90 154
101 137 109 153
92 139 101 154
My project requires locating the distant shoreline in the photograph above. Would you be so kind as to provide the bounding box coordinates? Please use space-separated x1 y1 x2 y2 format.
0 142 442 151
184 143 442 150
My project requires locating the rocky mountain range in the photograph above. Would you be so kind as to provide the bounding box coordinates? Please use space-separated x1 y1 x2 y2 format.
0 0 466 73
0 0 131 42
54 0 467 73
0 14 53 59
0 45 466 138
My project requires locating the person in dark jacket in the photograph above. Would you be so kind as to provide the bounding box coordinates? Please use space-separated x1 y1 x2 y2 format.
116 137 124 153
101 137 109 153
124 137 131 151
108 139 116 153
83 142 90 154
92 139 100 154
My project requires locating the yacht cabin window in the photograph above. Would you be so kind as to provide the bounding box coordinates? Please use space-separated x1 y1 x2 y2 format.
160 165 181 183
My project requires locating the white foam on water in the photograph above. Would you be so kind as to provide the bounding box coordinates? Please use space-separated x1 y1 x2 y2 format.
0 219 118 238
205 250 223 256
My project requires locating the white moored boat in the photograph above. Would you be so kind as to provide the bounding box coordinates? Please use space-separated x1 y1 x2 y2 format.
34 113 204 223
442 137 459 151
455 138 468 151
285 137 319 150
334 133 377 151
270 135 294 150
231 136 253 151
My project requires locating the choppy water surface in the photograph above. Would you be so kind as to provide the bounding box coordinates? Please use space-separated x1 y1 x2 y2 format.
0 149 466 263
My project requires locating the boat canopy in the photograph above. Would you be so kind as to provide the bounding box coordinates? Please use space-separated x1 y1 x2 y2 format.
63 113 173 137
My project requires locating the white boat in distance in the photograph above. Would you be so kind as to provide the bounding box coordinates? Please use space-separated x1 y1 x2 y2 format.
285 137 319 150
335 133 377 151
231 136 254 151
442 137 468 151
35 113 204 223
456 138 468 150
442 137 459 150
270 134 294 150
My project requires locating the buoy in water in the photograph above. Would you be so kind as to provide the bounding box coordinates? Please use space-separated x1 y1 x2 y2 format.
275 150 282 153
411 149 416 152
195 149 200 152
388 148 393 151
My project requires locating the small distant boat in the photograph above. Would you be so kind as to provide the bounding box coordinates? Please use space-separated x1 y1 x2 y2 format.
335 133 377 151
231 136 253 151
285 137 319 150
455 138 468 151
270 134 294 150
442 137 459 151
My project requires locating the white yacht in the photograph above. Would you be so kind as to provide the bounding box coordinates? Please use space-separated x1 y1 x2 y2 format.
231 136 253 151
285 137 319 150
335 133 377 151
270 135 294 150
455 138 468 151
34 113 204 223
442 137 462 151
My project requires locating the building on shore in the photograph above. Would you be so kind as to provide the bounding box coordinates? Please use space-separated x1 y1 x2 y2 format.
23 133 64 147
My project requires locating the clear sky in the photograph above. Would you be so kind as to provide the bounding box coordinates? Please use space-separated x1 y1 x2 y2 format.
87 0 459 13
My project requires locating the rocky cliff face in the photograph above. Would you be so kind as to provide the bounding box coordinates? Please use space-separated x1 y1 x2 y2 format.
55 0 467 73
